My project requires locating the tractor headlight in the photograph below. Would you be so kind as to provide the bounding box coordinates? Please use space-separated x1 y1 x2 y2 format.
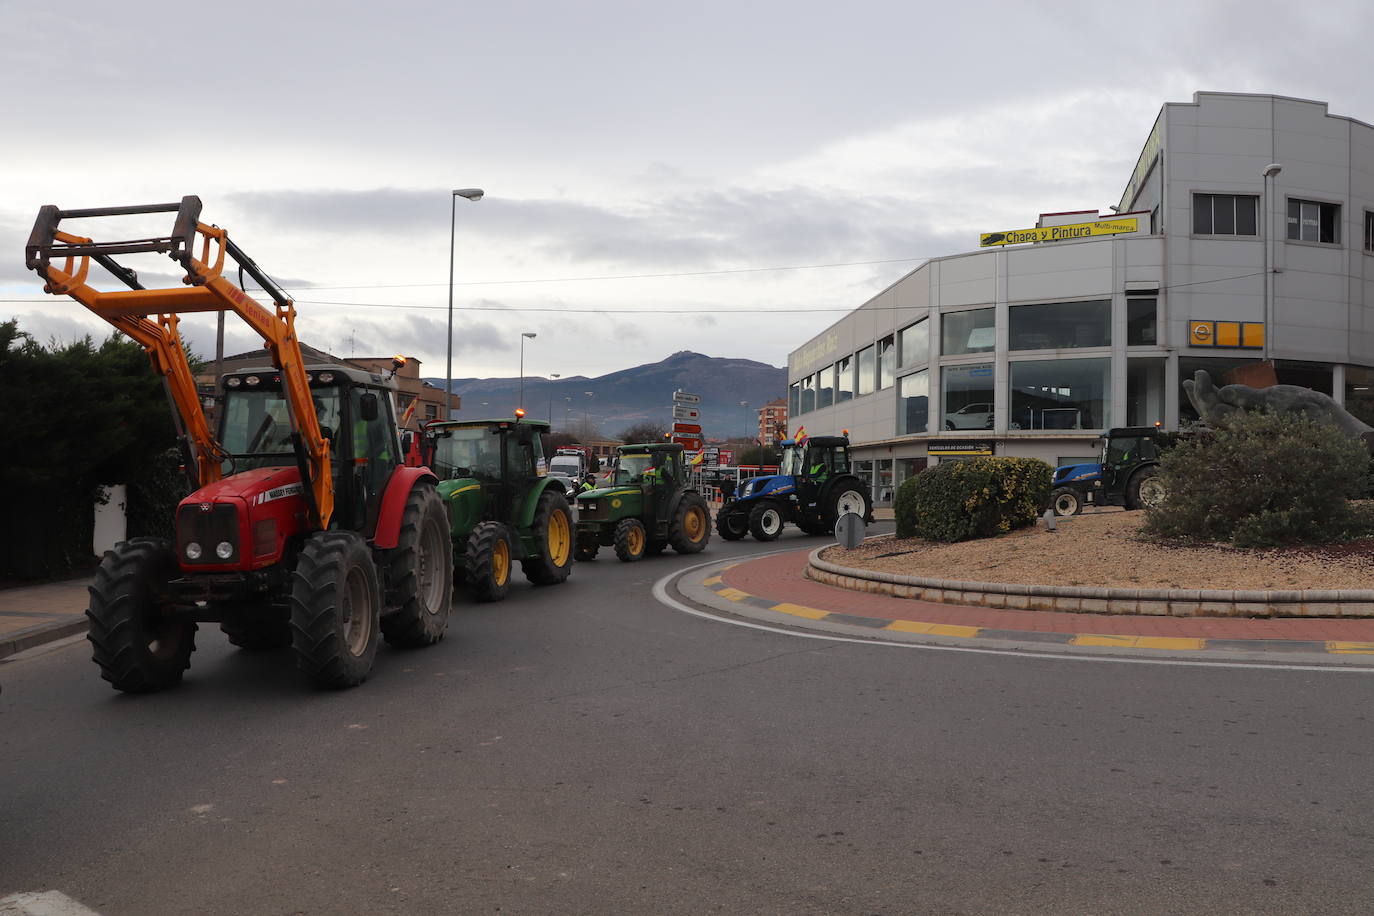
215 541 234 559
185 542 203 560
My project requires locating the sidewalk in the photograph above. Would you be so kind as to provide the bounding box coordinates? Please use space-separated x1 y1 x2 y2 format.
0 579 90 660
686 548 1374 660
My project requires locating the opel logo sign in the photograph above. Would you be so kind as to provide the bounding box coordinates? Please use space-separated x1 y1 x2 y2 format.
1192 323 1212 340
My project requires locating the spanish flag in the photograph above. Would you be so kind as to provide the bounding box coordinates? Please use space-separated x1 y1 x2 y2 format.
400 398 418 425
688 451 705 466
793 425 808 447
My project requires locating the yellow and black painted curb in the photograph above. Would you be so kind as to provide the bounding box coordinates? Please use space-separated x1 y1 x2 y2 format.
697 567 1374 658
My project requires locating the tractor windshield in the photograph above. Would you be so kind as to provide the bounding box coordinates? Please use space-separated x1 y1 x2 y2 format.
222 387 342 464
780 445 805 476
613 454 655 485
432 426 504 481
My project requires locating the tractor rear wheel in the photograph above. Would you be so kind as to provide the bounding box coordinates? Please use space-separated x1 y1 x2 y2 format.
466 521 515 602
823 485 869 530
87 537 196 693
669 493 712 554
613 518 648 562
523 490 574 585
290 531 380 689
1050 487 1084 517
748 502 785 541
381 483 453 648
715 509 748 541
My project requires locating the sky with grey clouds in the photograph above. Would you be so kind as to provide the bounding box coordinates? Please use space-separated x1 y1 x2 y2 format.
4 0 1372 384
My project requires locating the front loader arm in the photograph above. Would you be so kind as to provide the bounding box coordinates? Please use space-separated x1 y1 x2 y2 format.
25 197 334 528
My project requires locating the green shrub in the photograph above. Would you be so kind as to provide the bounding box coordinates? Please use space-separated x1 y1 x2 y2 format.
896 457 1052 542
1143 410 1370 547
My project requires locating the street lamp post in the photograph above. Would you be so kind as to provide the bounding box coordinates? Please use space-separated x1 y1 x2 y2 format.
1262 163 1282 361
547 373 561 423
447 188 484 420
519 331 537 410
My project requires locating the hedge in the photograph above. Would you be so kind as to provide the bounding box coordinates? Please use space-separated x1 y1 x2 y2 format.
896 457 1052 542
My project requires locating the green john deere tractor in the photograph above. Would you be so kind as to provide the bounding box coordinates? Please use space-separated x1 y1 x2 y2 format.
574 442 711 562
423 416 574 601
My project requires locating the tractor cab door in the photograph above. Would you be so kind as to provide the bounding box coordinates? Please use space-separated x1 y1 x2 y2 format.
801 445 842 503
344 386 401 532
493 425 539 526
1101 434 1156 494
649 451 682 523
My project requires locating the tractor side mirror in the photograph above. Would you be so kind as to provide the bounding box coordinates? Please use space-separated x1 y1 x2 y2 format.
359 392 379 422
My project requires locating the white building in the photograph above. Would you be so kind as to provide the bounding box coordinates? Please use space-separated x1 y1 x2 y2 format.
787 92 1374 505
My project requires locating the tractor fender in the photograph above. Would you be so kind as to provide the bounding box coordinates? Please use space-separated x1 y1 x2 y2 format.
372 467 438 549
515 477 567 531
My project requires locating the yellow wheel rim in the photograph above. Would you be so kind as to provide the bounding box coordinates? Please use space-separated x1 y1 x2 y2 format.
685 506 706 542
628 525 644 555
548 509 571 565
492 538 510 585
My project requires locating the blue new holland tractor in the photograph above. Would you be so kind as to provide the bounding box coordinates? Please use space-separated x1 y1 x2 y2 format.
1048 426 1172 516
715 435 873 541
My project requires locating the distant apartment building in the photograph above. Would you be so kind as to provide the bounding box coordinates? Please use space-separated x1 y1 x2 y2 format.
757 397 788 444
788 92 1374 506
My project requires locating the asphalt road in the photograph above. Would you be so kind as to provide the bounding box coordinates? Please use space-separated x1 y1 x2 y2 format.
3 525 1373 915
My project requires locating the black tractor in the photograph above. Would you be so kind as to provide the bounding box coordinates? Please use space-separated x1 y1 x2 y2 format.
1048 426 1175 516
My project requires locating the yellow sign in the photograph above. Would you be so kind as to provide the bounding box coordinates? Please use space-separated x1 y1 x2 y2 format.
980 218 1139 248
1189 320 1264 349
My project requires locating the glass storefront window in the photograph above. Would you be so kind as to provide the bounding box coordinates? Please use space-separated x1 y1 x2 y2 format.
1009 358 1110 430
818 363 835 409
788 382 800 417
941 308 995 356
877 335 895 389
853 459 874 497
1126 297 1157 346
899 318 929 367
1347 366 1374 427
942 363 995 430
800 374 815 413
875 459 895 505
857 345 876 396
898 370 929 435
1009 300 1110 350
836 355 854 402
1126 357 1166 427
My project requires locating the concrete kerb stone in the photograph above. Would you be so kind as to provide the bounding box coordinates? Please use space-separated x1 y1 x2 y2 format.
807 548 1374 619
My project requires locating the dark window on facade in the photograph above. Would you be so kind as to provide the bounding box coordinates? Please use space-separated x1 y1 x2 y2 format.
1126 297 1157 346
1287 198 1339 244
788 382 800 417
898 370 928 435
899 318 929 367
1008 300 1110 350
800 374 816 413
1365 211 1374 252
818 364 834 409
941 363 994 430
1193 193 1258 235
1192 192 1258 234
941 308 995 356
424 404 438 419
1009 358 1110 430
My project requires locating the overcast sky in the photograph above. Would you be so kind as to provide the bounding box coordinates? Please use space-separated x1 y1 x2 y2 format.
4 0 1371 385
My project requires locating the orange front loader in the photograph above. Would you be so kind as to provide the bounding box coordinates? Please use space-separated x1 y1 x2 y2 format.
26 197 453 691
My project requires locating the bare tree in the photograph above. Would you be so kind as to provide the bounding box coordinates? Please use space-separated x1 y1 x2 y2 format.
619 420 668 444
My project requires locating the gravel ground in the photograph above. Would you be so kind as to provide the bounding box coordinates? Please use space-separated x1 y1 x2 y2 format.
824 508 1374 591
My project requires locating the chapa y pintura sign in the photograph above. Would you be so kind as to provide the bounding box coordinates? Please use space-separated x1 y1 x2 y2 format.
979 217 1139 248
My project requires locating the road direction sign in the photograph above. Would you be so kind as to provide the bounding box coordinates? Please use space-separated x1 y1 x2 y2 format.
672 406 700 420
673 422 702 435
672 391 701 405
672 435 702 451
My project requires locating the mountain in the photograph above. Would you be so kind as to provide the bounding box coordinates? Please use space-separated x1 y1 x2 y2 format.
425 351 786 439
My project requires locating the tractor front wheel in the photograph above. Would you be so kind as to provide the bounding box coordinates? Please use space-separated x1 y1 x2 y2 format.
523 490 574 585
1127 469 1167 510
669 493 712 554
1050 487 1084 517
748 502 785 542
87 537 196 693
715 509 748 541
290 531 381 689
466 522 515 602
613 518 648 562
381 483 453 648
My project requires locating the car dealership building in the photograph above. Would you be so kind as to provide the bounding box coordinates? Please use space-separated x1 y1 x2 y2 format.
787 92 1374 505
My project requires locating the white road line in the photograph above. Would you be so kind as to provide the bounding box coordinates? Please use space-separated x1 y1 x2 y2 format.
0 891 102 916
652 556 1374 675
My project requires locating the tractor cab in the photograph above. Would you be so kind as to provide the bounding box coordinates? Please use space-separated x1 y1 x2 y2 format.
424 416 547 528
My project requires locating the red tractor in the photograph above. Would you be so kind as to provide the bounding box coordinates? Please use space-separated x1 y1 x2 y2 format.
25 197 453 691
